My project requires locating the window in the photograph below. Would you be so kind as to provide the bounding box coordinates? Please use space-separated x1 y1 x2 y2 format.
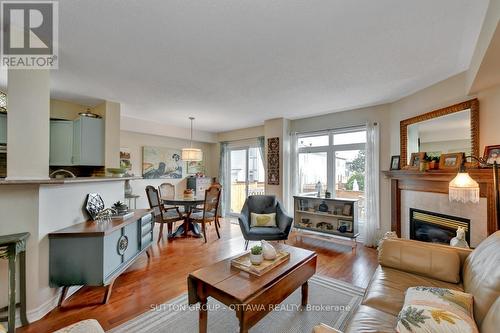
298 152 327 195
297 127 367 222
298 134 329 148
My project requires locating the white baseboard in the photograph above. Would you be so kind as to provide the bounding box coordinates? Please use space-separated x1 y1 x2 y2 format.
6 286 82 328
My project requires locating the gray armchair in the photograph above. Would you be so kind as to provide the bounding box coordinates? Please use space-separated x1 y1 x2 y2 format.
238 195 294 250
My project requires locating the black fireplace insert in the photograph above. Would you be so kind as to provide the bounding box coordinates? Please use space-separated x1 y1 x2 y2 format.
409 208 470 245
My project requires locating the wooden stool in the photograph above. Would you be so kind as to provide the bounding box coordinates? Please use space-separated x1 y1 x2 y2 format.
0 233 30 333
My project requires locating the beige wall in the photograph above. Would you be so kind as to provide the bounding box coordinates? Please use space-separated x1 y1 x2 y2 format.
103 102 121 168
120 130 218 208
217 125 264 142
50 99 88 120
390 71 500 156
7 69 50 179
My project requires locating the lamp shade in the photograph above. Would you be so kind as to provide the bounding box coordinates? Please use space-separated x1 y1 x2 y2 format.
449 172 480 204
181 148 203 161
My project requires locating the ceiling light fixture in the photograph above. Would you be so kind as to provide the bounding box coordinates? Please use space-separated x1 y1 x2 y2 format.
181 117 203 161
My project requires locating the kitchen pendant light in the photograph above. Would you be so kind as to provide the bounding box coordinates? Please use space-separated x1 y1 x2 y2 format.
181 117 203 161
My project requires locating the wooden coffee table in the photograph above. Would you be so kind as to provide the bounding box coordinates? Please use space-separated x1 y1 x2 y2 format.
188 245 317 333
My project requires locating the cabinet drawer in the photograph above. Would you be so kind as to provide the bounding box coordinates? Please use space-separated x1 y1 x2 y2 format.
141 213 153 226
141 232 153 250
141 222 153 237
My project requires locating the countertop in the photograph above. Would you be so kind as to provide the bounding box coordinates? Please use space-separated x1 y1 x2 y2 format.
0 176 142 185
48 209 153 237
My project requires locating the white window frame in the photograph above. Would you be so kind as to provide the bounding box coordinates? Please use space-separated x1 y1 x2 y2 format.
297 126 366 197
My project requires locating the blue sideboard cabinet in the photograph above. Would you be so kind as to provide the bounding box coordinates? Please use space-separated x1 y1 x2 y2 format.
49 209 153 305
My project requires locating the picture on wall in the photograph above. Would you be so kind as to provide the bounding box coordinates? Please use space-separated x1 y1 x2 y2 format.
187 160 205 175
142 146 183 179
120 148 132 172
267 137 280 185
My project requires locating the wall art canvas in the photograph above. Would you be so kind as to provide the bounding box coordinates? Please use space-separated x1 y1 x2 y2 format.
187 160 205 175
142 146 182 179
267 137 280 185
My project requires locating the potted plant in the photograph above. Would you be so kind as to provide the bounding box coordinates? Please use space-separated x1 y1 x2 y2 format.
250 245 263 265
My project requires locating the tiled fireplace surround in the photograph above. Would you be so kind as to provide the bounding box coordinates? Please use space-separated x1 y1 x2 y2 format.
384 169 498 248
401 191 487 247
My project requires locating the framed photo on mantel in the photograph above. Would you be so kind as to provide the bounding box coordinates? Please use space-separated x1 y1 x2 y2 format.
390 155 401 170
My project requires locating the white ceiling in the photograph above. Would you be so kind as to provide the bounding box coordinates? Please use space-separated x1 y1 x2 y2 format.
0 0 490 132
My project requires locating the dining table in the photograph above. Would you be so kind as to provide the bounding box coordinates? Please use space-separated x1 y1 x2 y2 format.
161 196 205 238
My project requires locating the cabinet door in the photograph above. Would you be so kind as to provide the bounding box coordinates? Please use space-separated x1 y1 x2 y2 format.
73 117 104 166
0 113 6 144
50 120 73 166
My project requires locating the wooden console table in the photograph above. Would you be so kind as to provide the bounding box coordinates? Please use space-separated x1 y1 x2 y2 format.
49 209 153 306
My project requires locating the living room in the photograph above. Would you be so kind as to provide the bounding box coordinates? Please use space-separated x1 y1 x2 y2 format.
0 1 499 333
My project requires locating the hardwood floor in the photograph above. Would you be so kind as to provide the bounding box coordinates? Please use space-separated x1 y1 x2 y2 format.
17 219 377 332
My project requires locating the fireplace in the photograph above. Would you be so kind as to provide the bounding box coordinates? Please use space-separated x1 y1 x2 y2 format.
409 208 470 245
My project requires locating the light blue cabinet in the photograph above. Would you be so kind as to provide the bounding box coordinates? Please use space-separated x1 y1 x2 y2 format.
72 117 104 166
49 120 73 166
0 113 6 144
49 210 154 304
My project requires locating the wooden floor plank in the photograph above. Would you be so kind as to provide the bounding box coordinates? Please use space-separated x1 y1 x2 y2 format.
17 219 377 333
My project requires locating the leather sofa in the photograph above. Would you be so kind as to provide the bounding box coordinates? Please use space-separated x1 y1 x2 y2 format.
314 231 500 333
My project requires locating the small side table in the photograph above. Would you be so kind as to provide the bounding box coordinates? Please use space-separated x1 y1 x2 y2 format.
125 194 140 209
0 232 30 333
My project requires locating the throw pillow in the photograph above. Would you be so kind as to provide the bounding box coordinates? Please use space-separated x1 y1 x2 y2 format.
396 287 478 333
250 212 277 227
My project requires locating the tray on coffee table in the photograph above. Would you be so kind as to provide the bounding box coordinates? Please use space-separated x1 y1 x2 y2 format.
230 250 290 276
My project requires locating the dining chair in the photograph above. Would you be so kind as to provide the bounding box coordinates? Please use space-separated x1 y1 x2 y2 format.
158 182 183 212
145 185 184 242
190 185 222 243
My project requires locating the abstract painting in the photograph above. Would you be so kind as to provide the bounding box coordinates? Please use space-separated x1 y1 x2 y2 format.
142 146 183 179
267 137 280 185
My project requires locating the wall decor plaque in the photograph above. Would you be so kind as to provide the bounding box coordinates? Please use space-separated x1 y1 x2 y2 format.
267 137 280 185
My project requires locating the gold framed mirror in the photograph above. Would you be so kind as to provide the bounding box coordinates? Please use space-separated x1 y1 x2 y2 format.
400 99 479 168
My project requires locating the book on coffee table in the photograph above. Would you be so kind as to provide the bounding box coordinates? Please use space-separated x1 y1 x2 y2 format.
230 250 290 276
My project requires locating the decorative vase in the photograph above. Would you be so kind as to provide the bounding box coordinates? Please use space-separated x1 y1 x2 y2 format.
250 253 263 265
124 180 132 196
419 161 428 172
318 201 329 212
261 240 277 260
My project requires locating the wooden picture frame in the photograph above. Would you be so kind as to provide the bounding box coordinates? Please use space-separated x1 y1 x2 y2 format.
338 220 353 233
342 204 352 216
409 152 426 170
400 99 479 168
439 153 464 170
390 155 401 170
483 145 500 165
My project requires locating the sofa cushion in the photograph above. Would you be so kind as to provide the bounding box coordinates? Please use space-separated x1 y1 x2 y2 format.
344 305 397 333
378 238 461 283
250 212 277 227
53 319 104 333
362 266 463 316
396 287 478 333
462 231 500 327
481 296 500 333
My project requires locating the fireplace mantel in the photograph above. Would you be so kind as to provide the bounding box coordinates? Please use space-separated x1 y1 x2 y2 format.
383 169 498 237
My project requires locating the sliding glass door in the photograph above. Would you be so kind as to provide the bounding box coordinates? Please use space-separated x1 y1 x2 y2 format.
228 146 265 215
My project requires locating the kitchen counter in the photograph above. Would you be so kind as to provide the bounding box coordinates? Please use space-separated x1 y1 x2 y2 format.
0 176 141 185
